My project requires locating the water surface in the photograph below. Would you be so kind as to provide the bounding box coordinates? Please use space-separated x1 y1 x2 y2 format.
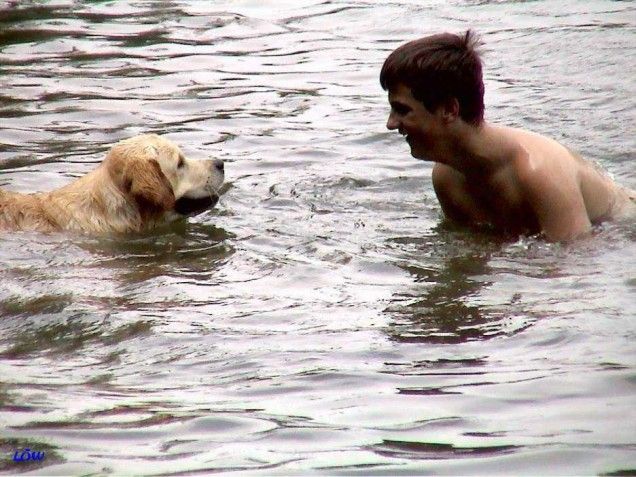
1 0 635 475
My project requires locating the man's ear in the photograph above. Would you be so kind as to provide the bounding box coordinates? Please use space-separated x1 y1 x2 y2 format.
440 98 460 123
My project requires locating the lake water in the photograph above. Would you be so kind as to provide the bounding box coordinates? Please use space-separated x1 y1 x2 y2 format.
1 0 635 475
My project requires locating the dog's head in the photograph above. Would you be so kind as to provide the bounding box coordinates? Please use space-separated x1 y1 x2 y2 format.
105 134 224 222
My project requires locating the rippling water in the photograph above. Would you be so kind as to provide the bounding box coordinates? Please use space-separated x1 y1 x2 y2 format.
1 1 635 475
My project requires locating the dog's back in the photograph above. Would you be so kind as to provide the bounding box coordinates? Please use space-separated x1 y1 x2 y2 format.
0 169 154 234
0 172 140 234
0 189 60 232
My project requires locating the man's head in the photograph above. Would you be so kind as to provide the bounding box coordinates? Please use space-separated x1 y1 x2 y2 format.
380 30 484 126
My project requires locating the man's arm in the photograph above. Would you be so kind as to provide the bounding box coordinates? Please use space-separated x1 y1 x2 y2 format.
516 156 592 242
432 163 489 225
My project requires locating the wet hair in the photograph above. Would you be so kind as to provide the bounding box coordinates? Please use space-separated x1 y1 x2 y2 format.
380 30 485 125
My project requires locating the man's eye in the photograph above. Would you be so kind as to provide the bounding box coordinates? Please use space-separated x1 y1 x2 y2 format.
393 105 409 115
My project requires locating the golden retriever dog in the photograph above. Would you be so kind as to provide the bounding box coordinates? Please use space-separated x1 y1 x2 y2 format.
0 134 224 234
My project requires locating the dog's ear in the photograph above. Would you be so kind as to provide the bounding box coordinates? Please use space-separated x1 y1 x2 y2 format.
123 157 175 213
105 139 175 214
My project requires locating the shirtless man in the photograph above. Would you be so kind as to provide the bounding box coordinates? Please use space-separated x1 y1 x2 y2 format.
381 30 635 242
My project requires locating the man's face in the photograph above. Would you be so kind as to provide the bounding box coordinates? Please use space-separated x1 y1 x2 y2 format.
386 83 445 160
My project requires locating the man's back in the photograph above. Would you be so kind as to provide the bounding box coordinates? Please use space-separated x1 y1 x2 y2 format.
506 126 619 220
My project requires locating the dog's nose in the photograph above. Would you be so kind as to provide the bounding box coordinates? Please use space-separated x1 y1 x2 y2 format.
213 159 224 172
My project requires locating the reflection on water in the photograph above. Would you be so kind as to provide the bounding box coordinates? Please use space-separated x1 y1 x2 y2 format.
1 317 152 360
390 251 503 344
386 227 544 344
1 0 635 475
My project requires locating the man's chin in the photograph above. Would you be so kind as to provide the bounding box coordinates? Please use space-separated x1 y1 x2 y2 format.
409 147 428 161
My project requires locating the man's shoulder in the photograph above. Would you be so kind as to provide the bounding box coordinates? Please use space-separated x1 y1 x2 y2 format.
493 125 584 182
504 126 575 161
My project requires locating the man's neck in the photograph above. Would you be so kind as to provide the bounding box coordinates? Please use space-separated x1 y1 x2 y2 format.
432 121 514 178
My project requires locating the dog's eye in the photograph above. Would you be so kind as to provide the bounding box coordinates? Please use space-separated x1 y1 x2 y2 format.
177 156 185 168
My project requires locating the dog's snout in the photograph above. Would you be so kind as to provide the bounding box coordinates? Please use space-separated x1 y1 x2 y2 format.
213 159 224 172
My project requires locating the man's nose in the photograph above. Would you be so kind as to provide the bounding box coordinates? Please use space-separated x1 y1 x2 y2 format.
386 111 399 130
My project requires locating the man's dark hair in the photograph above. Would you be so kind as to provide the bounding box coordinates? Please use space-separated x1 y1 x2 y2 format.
380 30 485 125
